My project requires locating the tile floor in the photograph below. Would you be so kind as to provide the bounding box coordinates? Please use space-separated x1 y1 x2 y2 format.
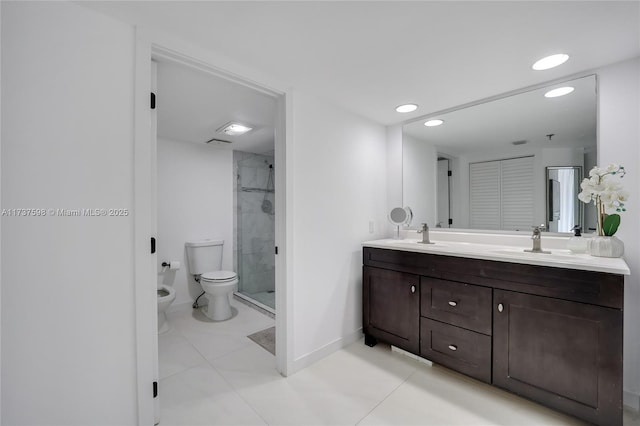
159 300 640 425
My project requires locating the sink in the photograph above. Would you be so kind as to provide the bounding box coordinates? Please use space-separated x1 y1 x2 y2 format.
386 240 446 247
490 249 578 261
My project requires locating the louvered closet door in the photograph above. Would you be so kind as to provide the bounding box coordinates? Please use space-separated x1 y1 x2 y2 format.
501 157 534 231
469 161 501 229
469 156 534 231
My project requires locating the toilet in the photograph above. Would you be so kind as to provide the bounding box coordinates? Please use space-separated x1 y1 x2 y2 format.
185 239 238 321
157 284 176 334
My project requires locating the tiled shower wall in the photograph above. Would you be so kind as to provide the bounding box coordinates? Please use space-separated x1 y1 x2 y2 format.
233 151 275 297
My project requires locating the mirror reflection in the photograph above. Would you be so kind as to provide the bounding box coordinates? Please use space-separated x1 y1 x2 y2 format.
546 166 582 233
403 75 597 233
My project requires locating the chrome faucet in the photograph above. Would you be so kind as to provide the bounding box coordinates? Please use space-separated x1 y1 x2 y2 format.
524 224 550 254
417 223 434 244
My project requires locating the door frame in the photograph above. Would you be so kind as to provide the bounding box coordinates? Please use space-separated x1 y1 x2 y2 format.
133 28 292 424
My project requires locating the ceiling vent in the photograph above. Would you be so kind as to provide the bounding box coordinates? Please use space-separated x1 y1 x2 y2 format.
206 138 232 144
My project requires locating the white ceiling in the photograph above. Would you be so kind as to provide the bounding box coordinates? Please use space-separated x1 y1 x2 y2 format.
155 59 276 152
84 1 640 126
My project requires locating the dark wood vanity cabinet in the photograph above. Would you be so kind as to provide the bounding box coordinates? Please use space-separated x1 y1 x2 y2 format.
362 247 624 426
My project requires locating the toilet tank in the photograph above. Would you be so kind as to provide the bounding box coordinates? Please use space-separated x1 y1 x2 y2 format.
185 240 224 275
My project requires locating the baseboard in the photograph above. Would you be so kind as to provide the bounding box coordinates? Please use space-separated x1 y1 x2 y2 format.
624 390 640 411
290 328 363 374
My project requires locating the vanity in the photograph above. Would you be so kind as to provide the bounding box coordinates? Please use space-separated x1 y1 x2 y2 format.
362 237 629 425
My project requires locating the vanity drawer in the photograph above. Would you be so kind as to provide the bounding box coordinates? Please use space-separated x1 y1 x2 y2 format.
421 277 492 335
420 318 491 383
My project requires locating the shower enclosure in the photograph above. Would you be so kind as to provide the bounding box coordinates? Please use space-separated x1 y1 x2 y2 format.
233 151 276 312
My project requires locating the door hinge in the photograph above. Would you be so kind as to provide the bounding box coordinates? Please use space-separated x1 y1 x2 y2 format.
153 381 158 398
150 92 156 110
151 237 156 254
448 170 452 177
448 219 453 225
275 246 279 255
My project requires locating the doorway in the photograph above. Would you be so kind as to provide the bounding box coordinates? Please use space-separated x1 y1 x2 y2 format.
134 38 289 425
437 157 451 228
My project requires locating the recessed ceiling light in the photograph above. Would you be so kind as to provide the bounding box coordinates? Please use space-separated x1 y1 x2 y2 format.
424 119 444 127
532 53 569 71
395 104 418 113
217 122 253 136
544 87 574 98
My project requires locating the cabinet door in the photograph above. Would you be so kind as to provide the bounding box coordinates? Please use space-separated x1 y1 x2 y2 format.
363 266 420 353
493 290 622 425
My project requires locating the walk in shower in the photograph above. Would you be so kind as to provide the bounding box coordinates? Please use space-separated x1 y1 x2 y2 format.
233 151 276 312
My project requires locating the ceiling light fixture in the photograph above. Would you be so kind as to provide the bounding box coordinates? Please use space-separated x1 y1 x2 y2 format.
395 104 418 113
424 119 444 127
544 87 574 98
532 53 569 71
217 122 253 136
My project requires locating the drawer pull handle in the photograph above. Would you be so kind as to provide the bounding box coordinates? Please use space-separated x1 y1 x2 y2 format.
498 303 504 313
448 345 457 351
448 301 458 307
411 285 416 294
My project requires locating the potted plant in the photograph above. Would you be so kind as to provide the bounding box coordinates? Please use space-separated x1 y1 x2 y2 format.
578 164 628 257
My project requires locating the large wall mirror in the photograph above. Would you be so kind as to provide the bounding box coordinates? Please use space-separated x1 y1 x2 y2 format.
402 74 597 233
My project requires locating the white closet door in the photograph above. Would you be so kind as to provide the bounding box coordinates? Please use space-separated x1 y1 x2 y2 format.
501 156 534 231
469 156 534 231
469 161 501 230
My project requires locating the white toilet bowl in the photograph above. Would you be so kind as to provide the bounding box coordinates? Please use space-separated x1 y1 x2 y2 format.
157 285 176 334
200 271 238 321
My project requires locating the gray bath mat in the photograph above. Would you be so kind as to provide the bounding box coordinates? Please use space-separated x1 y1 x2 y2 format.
247 326 275 355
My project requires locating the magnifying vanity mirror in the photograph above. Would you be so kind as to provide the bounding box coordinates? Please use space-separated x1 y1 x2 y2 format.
402 74 597 234
388 206 413 238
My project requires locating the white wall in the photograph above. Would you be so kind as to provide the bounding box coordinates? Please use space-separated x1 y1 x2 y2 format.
597 57 640 409
1 2 138 424
291 91 388 369
157 138 233 307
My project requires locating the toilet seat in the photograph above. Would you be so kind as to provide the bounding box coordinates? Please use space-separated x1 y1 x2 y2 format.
201 270 237 283
157 285 175 299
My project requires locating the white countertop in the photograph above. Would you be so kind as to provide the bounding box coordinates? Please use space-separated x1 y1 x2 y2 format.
362 237 630 275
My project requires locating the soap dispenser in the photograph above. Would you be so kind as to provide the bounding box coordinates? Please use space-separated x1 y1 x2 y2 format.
567 226 588 253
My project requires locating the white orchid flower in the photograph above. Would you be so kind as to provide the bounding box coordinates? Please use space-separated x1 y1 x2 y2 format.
579 164 628 236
